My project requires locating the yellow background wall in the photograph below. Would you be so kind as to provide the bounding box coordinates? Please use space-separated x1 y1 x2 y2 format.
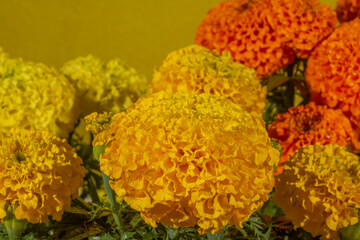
0 0 337 79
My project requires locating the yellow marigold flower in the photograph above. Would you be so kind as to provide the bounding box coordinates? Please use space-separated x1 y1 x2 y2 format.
0 128 85 223
61 55 149 116
0 58 79 137
96 91 279 234
274 144 360 240
151 45 266 114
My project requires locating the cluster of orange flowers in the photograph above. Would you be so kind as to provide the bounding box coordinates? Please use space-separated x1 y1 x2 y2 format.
195 0 336 78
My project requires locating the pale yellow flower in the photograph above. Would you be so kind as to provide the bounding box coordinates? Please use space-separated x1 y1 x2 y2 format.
61 55 149 116
0 58 79 137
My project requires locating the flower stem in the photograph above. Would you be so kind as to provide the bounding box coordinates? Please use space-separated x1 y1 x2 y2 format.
3 206 26 240
93 145 123 232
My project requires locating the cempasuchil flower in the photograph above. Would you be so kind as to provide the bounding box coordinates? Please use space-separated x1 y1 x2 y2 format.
267 0 337 58
305 18 360 132
336 0 360 22
274 144 360 239
0 58 79 137
195 0 295 78
268 102 359 175
96 91 279 234
0 128 85 223
151 45 266 114
61 55 149 116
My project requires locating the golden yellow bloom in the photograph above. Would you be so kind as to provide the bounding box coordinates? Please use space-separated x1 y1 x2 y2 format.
97 92 279 234
61 55 149 116
151 45 266 114
0 128 85 223
274 144 360 240
0 58 79 137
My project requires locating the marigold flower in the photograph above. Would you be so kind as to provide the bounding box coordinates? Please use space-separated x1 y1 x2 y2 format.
306 18 360 132
151 45 266 114
96 91 279 234
268 102 359 176
274 144 360 239
267 0 337 58
0 58 79 137
0 128 85 223
336 0 360 22
195 0 295 78
61 55 149 116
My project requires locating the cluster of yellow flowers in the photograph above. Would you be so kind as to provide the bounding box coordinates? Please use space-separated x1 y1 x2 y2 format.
151 45 266 114
0 128 85 223
94 92 279 234
274 144 360 239
0 58 79 137
61 55 149 116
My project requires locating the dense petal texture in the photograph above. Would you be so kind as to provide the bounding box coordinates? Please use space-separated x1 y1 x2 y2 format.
274 144 360 240
306 19 360 132
0 128 85 223
268 102 359 175
267 0 337 58
96 92 279 234
61 55 149 116
151 45 266 114
195 0 295 78
336 0 360 22
0 58 79 137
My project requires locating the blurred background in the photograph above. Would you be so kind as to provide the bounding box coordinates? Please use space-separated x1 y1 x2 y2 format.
0 0 337 79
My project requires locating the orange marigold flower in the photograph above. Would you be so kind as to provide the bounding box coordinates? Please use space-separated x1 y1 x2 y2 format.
267 0 337 58
0 128 85 223
96 92 279 234
268 102 359 176
306 18 360 132
151 45 266 114
274 144 360 239
195 0 295 78
336 0 360 22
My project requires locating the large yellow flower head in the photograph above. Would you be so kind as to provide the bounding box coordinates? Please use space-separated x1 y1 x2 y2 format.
274 144 360 240
61 55 149 116
151 45 266 114
0 58 79 137
96 91 279 234
0 128 85 223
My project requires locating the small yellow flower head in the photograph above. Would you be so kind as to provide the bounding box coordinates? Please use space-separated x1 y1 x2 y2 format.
0 128 85 223
0 47 8 61
61 55 149 116
0 58 79 137
97 91 279 234
84 112 115 136
274 144 360 240
152 45 266 114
